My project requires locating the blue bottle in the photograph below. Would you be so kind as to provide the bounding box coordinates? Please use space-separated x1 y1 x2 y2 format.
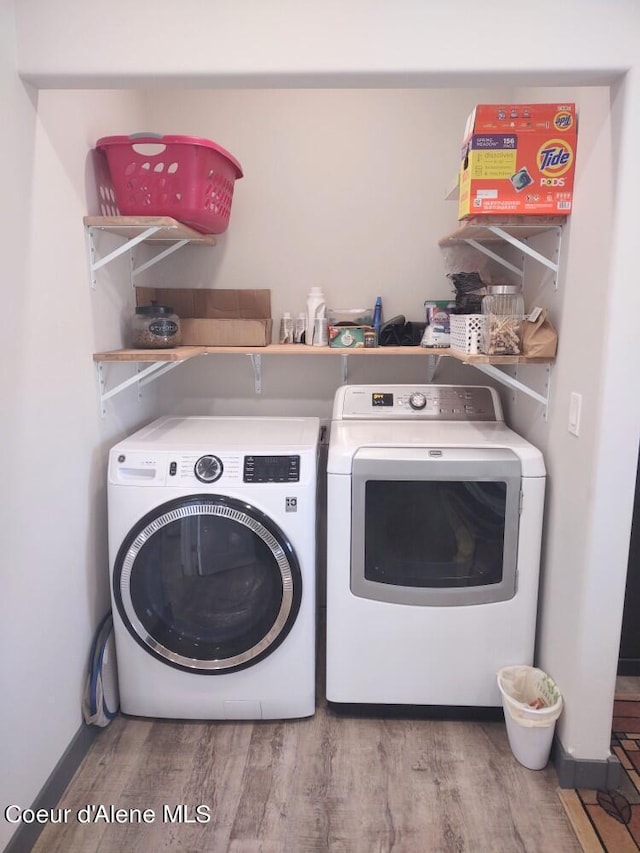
372 297 383 344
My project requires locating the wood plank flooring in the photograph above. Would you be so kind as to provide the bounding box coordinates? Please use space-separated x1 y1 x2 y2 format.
31 701 580 852
615 675 640 700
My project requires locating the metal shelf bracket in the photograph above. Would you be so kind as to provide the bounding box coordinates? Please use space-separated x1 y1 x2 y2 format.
87 224 161 288
249 354 262 394
130 239 190 283
426 353 442 383
463 238 525 279
342 355 349 384
95 359 184 415
86 225 192 288
487 225 560 274
461 225 561 281
468 362 552 418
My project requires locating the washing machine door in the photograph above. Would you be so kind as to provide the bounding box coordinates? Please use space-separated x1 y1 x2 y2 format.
113 494 302 674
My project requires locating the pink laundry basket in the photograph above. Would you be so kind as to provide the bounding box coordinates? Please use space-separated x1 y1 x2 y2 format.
95 133 244 234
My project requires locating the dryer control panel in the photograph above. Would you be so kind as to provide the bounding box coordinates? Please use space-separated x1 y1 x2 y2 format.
335 385 503 422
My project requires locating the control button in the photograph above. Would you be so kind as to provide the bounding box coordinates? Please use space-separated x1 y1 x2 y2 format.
169 461 177 476
409 392 427 410
194 455 224 483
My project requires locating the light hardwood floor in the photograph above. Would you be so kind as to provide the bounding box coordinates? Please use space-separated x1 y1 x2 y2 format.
31 699 580 852
615 674 640 699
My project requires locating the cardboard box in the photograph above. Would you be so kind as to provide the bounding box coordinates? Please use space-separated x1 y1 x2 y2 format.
458 103 577 219
135 288 272 346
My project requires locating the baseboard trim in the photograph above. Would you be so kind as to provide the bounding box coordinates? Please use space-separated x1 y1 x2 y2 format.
553 735 621 790
3 723 99 853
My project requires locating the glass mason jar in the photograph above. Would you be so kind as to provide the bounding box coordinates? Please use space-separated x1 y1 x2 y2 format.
132 304 182 348
481 285 525 355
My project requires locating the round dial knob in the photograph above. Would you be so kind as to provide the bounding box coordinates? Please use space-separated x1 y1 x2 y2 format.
194 454 224 483
409 392 427 410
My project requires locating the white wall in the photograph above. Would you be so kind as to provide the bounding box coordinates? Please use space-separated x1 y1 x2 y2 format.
506 86 621 756
137 86 504 417
4 3 640 846
13 0 640 89
143 88 486 317
0 8 37 846
0 33 163 851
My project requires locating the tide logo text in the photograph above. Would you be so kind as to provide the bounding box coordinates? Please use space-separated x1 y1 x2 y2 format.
537 139 574 178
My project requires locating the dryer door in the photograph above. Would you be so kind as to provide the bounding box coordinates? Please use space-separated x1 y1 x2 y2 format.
351 447 523 606
113 495 302 674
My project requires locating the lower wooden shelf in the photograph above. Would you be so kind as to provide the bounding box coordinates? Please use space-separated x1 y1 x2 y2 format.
93 343 554 415
446 349 554 365
93 346 206 362
93 344 554 364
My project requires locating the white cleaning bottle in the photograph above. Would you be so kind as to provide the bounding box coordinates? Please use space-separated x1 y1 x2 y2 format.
305 286 327 346
279 312 294 344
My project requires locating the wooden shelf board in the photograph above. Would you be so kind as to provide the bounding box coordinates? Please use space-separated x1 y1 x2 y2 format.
209 344 431 356
94 343 554 365
439 217 565 247
83 216 217 244
448 349 554 365
94 344 429 361
93 346 206 363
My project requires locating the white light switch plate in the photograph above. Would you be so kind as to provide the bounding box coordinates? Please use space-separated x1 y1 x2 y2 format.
569 392 582 436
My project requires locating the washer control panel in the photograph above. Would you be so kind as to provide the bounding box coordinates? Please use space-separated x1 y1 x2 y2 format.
243 455 300 483
110 450 303 486
338 385 501 421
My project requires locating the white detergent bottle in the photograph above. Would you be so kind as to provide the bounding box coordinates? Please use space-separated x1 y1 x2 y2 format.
305 286 327 346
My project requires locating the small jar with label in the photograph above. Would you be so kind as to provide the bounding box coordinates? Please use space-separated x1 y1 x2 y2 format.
132 304 182 349
481 285 525 355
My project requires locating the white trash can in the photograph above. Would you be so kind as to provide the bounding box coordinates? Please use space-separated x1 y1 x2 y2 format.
497 666 563 770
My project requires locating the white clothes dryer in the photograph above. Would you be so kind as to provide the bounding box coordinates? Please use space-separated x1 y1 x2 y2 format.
108 416 319 720
326 385 546 709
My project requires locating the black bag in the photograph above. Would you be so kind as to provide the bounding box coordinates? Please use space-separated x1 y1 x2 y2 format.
378 316 426 347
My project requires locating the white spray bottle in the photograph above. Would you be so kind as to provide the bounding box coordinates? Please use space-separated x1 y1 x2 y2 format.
305 286 327 346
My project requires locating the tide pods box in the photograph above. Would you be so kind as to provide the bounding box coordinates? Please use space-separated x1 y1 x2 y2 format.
458 103 577 219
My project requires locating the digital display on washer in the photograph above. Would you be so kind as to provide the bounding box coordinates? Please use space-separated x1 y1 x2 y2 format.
243 455 300 483
372 393 393 407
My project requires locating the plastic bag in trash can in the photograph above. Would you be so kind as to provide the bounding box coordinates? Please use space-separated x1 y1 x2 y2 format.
497 666 563 727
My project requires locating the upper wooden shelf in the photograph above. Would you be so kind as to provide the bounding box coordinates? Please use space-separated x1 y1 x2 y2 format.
83 216 217 244
439 216 566 248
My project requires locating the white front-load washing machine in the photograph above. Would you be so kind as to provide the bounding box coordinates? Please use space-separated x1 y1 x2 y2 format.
108 415 319 720
326 384 546 709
